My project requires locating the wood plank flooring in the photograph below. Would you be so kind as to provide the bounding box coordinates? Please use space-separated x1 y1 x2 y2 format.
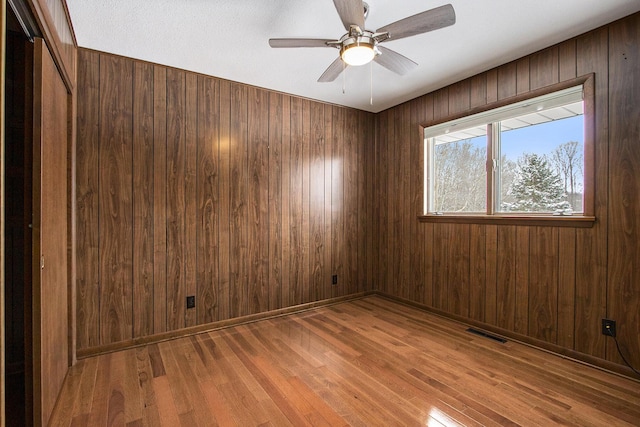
49 296 640 426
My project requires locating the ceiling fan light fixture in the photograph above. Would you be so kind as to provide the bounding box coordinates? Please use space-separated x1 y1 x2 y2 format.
340 37 375 66
268 1 456 83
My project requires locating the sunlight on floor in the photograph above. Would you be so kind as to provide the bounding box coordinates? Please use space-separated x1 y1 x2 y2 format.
427 407 463 427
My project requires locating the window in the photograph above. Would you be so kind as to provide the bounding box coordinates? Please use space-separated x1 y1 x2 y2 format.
422 76 594 226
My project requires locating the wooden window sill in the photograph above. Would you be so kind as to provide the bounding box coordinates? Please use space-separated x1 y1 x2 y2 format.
418 214 596 228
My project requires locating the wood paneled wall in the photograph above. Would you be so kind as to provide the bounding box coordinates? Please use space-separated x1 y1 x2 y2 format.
75 49 375 352
75 13 638 373
374 12 640 371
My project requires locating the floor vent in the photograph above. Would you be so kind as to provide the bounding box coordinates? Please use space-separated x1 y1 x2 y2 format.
466 328 507 343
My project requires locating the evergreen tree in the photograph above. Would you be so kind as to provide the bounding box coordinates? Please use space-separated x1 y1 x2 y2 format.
502 153 571 212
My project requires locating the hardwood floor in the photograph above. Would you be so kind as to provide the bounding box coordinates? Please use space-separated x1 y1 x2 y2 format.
49 296 640 426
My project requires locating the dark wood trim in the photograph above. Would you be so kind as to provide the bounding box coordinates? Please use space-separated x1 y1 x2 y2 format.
76 292 375 359
486 122 494 215
1 2 6 422
377 292 640 381
421 74 593 128
582 71 596 217
421 73 595 222
26 0 76 91
418 214 596 227
31 37 45 427
68 62 77 366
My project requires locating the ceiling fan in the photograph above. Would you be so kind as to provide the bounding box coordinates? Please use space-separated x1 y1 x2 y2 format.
269 0 456 82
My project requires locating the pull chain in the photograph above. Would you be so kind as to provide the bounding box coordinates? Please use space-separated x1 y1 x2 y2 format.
370 60 373 105
342 61 346 94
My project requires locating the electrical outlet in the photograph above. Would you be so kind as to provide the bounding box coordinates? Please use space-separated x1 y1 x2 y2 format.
186 295 196 309
332 275 338 285
602 319 616 337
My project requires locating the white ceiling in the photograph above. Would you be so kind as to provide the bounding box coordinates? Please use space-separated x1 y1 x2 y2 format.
66 0 640 113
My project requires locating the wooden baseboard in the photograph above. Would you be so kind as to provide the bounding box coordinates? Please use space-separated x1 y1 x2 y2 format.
76 291 376 359
375 291 640 382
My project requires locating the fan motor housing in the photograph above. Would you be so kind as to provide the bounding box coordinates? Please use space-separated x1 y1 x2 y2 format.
340 32 376 54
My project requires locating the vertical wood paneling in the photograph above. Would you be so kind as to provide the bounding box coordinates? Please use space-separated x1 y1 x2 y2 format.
496 227 516 330
371 12 639 375
229 83 248 318
448 80 470 115
385 108 397 298
410 99 425 302
98 55 133 345
132 61 154 338
166 68 186 331
331 106 344 298
74 12 640 375
516 58 530 95
497 62 517 100
280 95 292 308
558 40 577 81
396 104 410 299
309 102 325 301
77 50 374 353
345 108 359 296
76 49 100 348
448 224 470 317
289 97 303 305
557 228 576 348
152 66 167 334
357 110 369 293
469 224 486 322
301 100 311 302
268 93 283 311
376 110 389 294
218 80 231 321
486 69 498 103
607 14 640 368
470 74 487 109
514 227 530 335
184 74 198 327
196 76 219 324
530 47 559 90
528 227 559 344
575 27 608 359
248 87 269 314
323 104 334 298
485 225 498 326
432 224 449 310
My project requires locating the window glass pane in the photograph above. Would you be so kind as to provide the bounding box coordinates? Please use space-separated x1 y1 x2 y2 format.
430 127 487 213
497 104 584 214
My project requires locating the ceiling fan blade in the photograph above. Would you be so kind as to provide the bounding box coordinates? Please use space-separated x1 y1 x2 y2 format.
374 46 418 75
332 0 365 31
269 38 335 48
318 57 346 82
376 4 455 41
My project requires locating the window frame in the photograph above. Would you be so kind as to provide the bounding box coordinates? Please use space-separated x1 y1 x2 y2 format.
419 74 595 228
